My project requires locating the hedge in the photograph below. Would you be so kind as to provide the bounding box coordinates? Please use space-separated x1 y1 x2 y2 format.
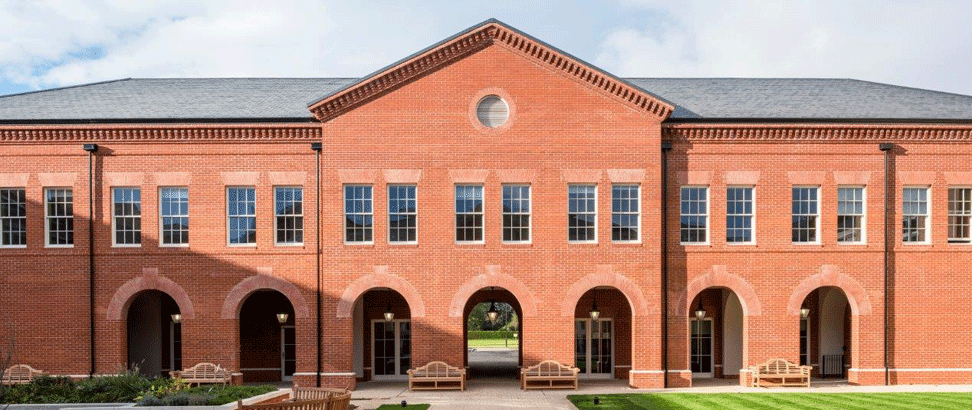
468 330 517 340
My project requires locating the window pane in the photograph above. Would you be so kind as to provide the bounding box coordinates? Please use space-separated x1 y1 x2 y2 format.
611 185 639 242
568 185 597 242
388 185 417 243
502 185 530 242
456 185 484 242
680 187 708 243
792 187 819 243
227 187 256 244
345 185 373 243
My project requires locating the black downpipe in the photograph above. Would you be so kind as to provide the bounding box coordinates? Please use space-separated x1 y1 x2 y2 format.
880 142 893 386
660 141 672 387
83 143 98 377
311 142 323 387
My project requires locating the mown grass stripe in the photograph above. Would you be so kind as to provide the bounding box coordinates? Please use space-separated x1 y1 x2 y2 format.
810 393 892 410
900 393 972 409
845 393 935 410
713 393 786 410
728 392 815 410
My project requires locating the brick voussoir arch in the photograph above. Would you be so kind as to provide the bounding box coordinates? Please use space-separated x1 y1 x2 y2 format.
675 265 762 317
221 274 310 319
107 274 195 321
448 267 538 318
336 271 426 318
560 268 651 317
787 265 873 316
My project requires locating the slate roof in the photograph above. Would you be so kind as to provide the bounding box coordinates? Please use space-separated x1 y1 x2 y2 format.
1 77 971 123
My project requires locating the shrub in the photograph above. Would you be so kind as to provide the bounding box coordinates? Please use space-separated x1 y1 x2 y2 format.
468 330 516 340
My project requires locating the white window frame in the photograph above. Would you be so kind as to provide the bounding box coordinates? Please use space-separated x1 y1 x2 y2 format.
387 184 418 245
0 188 27 249
226 186 256 247
455 184 484 244
837 186 866 245
159 187 189 248
502 184 531 244
568 184 598 244
274 186 304 246
680 186 709 245
370 318 411 380
902 186 931 245
948 186 972 244
44 187 73 248
611 184 641 243
791 186 821 245
344 184 374 245
574 318 615 379
726 186 755 245
111 187 142 248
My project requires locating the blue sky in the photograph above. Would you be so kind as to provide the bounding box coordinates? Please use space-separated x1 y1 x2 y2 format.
3 1 972 96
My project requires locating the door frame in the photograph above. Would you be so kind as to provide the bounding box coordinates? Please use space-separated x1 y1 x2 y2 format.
574 318 615 379
371 319 411 381
280 325 295 381
691 318 714 378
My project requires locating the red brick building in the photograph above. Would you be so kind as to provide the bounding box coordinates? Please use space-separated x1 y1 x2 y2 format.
1 19 971 389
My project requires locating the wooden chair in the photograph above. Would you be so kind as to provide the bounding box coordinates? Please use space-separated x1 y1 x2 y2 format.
407 361 466 391
749 358 811 387
1 364 43 385
520 360 579 390
170 362 232 386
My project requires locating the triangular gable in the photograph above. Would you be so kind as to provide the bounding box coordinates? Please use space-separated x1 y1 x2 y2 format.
307 19 674 122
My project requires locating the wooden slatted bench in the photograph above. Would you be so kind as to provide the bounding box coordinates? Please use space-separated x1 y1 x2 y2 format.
520 360 579 390
749 358 811 387
407 361 466 391
239 397 343 410
291 384 352 404
170 362 231 386
1 364 43 385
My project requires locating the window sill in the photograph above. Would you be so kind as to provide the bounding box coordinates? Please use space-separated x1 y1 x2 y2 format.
0 245 27 249
502 241 532 246
568 241 598 245
227 244 257 248
274 243 305 247
344 242 375 247
45 245 75 249
388 242 419 247
611 241 642 246
160 244 190 248
112 244 142 248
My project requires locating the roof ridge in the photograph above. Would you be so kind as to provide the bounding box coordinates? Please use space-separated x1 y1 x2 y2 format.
848 78 972 99
0 78 132 99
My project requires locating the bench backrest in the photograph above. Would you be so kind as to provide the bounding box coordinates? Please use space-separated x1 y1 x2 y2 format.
2 364 42 384
756 359 803 374
181 363 228 379
523 360 577 377
292 385 351 401
411 361 464 377
240 398 331 410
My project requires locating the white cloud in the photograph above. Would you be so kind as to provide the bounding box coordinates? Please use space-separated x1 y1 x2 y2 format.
596 1 972 95
2 1 972 96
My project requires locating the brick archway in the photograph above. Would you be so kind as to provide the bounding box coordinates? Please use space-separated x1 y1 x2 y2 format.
676 265 762 316
787 265 873 316
107 273 195 321
448 266 538 317
221 274 310 319
336 270 426 318
560 267 651 317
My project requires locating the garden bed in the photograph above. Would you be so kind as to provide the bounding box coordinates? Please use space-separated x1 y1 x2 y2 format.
0 371 279 407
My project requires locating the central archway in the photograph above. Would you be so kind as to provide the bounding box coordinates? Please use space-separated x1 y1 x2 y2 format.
462 287 522 380
352 288 412 382
239 290 295 383
572 287 632 380
126 290 181 377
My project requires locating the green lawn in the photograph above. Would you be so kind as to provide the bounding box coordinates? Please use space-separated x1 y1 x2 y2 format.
375 404 430 410
467 338 519 348
568 393 972 410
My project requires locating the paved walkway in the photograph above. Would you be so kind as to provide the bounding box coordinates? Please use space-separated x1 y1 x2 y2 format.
350 376 972 410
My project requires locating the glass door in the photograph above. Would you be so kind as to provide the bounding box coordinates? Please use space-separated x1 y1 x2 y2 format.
372 319 411 380
281 325 296 381
574 318 614 378
691 318 713 378
800 317 810 366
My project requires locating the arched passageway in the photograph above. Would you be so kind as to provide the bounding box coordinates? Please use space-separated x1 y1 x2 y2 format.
798 286 851 378
239 290 295 383
688 288 744 379
462 287 522 379
126 290 181 377
352 288 412 381
573 287 631 379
